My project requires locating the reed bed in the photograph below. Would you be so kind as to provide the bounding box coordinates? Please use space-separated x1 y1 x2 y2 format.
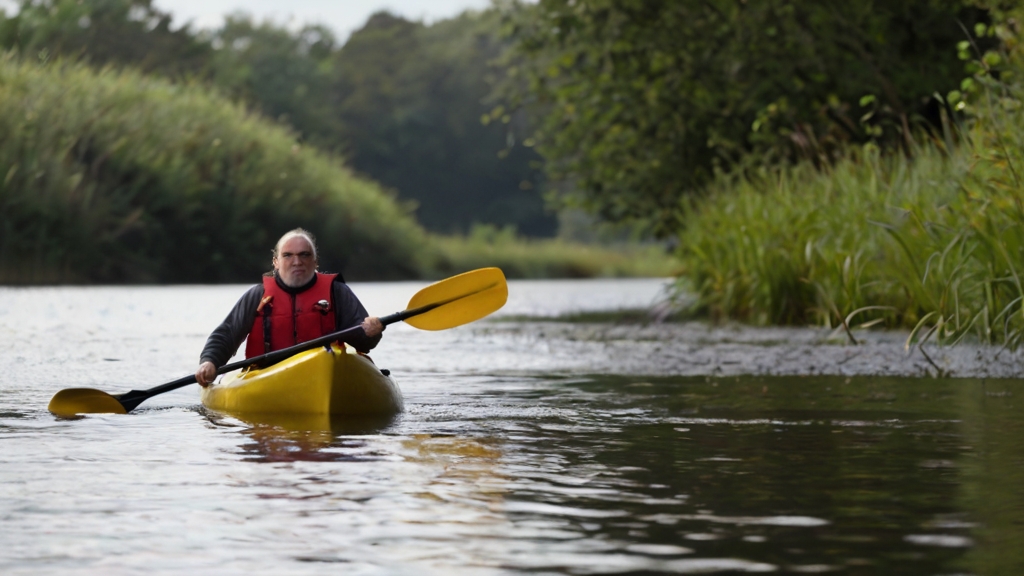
676 67 1024 348
0 56 428 284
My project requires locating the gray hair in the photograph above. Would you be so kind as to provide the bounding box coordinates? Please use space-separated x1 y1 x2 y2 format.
272 228 319 261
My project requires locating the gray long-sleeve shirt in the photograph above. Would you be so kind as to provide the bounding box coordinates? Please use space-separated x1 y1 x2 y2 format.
199 273 381 367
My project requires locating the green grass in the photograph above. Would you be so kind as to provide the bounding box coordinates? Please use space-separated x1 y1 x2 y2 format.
428 224 678 279
0 55 428 283
676 145 963 326
0 56 683 285
675 34 1024 348
496 308 694 324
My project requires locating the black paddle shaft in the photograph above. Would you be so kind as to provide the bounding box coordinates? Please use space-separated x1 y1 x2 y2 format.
111 304 444 412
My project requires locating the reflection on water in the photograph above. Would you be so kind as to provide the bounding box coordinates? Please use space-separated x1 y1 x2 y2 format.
205 410 403 463
0 282 1023 574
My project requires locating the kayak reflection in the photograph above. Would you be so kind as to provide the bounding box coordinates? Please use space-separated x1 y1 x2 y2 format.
201 409 507 494
203 409 402 462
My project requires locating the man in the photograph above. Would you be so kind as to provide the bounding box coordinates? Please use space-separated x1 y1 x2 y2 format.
195 228 384 387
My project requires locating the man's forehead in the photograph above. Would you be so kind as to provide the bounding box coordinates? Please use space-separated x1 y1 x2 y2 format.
280 236 313 252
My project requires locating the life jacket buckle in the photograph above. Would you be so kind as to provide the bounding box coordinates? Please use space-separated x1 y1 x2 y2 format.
314 299 331 315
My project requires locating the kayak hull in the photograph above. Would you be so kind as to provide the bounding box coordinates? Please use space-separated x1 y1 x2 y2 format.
200 343 402 416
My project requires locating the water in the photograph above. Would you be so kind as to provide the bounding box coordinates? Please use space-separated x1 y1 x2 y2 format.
1 279 1023 574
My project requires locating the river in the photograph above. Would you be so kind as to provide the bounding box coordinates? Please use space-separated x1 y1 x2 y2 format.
1 279 1022 574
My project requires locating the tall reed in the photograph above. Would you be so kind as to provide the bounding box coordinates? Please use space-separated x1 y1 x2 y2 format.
676 33 1024 347
0 56 428 283
676 146 963 327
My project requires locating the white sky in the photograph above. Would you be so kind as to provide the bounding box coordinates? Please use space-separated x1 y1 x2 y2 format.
0 1 496 41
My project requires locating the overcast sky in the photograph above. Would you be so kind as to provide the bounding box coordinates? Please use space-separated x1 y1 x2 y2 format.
153 0 494 39
0 0 496 40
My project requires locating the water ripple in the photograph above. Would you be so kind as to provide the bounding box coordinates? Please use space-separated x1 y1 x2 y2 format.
0 282 1018 575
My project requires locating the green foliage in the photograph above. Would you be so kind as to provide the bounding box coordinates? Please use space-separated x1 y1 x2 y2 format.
172 8 557 236
207 16 340 149
676 145 962 327
498 0 991 235
431 224 676 279
330 11 554 235
0 3 557 237
675 8 1024 347
0 56 428 283
0 0 210 77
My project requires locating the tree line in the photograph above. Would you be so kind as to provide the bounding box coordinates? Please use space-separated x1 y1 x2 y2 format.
0 0 1001 241
495 0 997 236
0 0 555 237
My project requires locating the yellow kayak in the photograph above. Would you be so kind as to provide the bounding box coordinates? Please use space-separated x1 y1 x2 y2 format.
200 343 402 417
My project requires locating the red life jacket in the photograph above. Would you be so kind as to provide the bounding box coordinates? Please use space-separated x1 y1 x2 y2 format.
244 273 337 358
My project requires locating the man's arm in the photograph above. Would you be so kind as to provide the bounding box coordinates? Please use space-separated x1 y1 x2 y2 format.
333 281 382 353
199 284 263 368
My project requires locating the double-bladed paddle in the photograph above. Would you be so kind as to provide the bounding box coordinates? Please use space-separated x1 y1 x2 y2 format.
47 267 508 417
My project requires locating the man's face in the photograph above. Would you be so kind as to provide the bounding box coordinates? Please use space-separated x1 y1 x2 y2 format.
273 236 317 287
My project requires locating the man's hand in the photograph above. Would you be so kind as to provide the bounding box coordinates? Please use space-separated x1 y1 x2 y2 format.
362 316 384 338
196 361 217 387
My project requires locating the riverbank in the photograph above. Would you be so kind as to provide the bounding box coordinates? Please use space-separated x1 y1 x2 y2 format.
368 278 1024 380
430 226 677 279
372 310 1024 381
460 318 1024 380
0 57 678 285
673 28 1024 350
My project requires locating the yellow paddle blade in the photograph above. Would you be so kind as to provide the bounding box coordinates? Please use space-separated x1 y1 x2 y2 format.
405 267 508 330
48 388 128 417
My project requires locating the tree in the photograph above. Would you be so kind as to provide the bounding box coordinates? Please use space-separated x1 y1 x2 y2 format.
0 0 210 78
207 16 341 148
0 3 558 237
330 11 555 235
498 0 991 235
